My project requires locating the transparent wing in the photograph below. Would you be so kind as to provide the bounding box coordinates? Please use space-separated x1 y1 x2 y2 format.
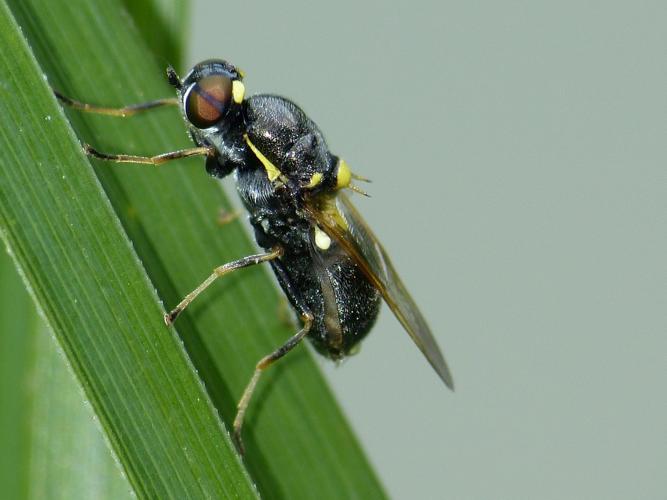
306 193 454 389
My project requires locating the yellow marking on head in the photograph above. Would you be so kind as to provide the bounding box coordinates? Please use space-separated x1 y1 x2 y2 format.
237 68 246 78
244 134 282 181
232 80 245 104
336 159 352 189
305 172 323 189
314 226 332 250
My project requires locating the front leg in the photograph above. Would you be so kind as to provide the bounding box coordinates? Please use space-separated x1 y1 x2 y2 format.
85 144 215 166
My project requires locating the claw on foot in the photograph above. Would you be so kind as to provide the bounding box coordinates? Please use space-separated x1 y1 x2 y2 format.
164 308 180 326
232 429 245 456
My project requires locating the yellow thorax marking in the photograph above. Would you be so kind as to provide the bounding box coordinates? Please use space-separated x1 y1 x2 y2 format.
243 134 282 181
232 80 245 104
336 159 371 197
336 159 352 189
305 172 323 188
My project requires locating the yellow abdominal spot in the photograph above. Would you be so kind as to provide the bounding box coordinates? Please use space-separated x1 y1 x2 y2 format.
314 226 332 250
244 134 282 181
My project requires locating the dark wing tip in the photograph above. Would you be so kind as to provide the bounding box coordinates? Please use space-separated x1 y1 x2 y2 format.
425 346 455 391
309 194 456 391
435 361 455 391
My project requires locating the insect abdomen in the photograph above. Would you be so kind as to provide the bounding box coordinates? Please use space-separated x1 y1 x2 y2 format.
275 245 381 360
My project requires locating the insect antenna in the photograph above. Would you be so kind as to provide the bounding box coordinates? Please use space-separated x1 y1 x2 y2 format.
351 172 372 183
349 184 371 197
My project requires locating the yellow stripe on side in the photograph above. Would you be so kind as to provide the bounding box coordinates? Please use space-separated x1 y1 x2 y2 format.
244 134 282 181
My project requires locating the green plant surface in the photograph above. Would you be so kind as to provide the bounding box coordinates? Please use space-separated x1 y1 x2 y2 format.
23 294 135 499
1 0 386 498
0 250 34 499
0 2 256 498
1 247 134 499
120 0 189 67
0 1 187 496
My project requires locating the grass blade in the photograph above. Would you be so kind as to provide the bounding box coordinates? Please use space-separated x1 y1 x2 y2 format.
120 0 189 67
4 0 387 497
26 307 135 499
2 0 191 498
0 252 33 498
1 249 135 499
0 3 257 498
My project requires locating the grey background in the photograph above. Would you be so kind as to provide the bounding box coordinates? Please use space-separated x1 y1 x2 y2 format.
190 1 665 499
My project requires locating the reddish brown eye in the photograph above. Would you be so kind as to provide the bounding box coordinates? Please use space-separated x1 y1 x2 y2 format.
184 74 233 128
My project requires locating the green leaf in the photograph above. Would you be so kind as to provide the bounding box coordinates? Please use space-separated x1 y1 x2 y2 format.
120 0 189 68
23 298 135 498
0 2 189 492
2 239 135 499
0 251 34 499
0 3 256 498
2 0 386 498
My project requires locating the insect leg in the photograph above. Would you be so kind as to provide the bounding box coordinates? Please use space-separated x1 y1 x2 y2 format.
164 247 283 325
233 311 313 455
54 90 178 117
84 144 215 166
217 208 242 227
56 90 209 166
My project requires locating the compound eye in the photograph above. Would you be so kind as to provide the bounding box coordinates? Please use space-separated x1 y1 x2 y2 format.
184 74 233 128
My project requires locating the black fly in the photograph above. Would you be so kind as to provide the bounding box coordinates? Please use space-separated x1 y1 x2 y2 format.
57 59 454 453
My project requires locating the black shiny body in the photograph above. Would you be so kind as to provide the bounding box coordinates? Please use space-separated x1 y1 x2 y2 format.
192 86 381 359
57 57 452 453
239 159 380 358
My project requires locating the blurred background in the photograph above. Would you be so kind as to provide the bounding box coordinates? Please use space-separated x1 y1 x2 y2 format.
188 1 665 498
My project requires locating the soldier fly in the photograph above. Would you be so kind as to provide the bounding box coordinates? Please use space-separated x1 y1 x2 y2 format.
56 59 454 453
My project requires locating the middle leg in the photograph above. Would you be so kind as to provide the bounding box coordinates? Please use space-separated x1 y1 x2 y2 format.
165 247 283 324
